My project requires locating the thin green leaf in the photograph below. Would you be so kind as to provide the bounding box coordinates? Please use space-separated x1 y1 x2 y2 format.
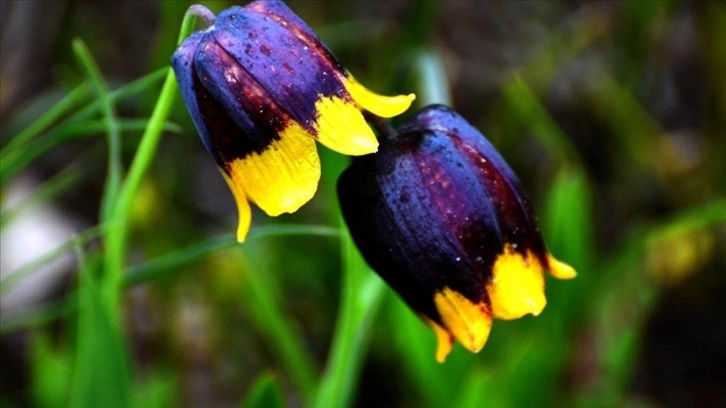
241 373 285 408
70 240 130 408
0 294 77 336
72 39 122 223
4 83 91 152
456 368 507 408
235 249 319 397
124 225 339 287
501 74 580 166
30 333 73 408
0 68 167 184
541 166 596 322
130 370 178 408
386 294 450 408
0 225 104 294
0 119 181 183
240 373 285 408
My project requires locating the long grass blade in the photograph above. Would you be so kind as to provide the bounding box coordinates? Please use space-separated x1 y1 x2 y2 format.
69 241 130 408
72 39 122 222
3 83 90 152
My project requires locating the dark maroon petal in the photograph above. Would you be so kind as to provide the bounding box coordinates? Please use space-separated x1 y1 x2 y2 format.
338 105 552 322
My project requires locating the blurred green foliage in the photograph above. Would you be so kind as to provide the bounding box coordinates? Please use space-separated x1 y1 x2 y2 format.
1 1 725 407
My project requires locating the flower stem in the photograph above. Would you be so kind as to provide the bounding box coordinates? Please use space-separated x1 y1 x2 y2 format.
101 9 199 322
363 111 397 141
187 5 216 26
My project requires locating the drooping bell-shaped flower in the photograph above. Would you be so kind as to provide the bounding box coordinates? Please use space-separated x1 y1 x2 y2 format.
338 105 576 362
172 0 414 242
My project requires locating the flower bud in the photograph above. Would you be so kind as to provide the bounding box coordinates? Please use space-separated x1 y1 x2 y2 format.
338 105 575 362
172 0 414 242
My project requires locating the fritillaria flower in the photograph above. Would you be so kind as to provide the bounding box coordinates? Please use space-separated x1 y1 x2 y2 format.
338 105 576 362
172 0 414 241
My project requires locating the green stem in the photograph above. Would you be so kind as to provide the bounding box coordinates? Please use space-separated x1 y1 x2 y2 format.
415 50 452 106
312 227 385 408
101 11 198 321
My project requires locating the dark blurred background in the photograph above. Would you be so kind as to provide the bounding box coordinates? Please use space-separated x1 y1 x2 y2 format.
1 1 724 407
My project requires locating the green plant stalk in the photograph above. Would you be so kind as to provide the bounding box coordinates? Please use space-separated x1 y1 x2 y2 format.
72 39 122 225
3 82 90 153
312 229 385 408
101 11 198 324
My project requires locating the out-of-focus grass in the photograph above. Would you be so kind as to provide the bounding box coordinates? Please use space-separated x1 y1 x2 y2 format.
1 1 724 407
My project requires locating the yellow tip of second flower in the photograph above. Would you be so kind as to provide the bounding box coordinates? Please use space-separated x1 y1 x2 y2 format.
488 245 547 320
433 287 492 358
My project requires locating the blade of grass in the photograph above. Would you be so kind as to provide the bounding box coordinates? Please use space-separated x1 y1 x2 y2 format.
312 227 385 408
124 225 339 287
0 294 77 336
502 74 581 166
0 68 167 183
0 225 104 294
235 248 318 397
72 40 123 222
0 119 181 183
70 240 130 408
30 332 74 408
3 83 90 152
240 373 285 408
0 156 86 229
541 166 596 322
386 294 450 408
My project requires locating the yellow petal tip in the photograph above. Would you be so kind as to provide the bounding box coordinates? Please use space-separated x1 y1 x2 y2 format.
547 254 577 279
488 245 547 320
222 172 252 244
425 318 454 363
434 287 492 356
236 226 248 243
344 75 415 118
